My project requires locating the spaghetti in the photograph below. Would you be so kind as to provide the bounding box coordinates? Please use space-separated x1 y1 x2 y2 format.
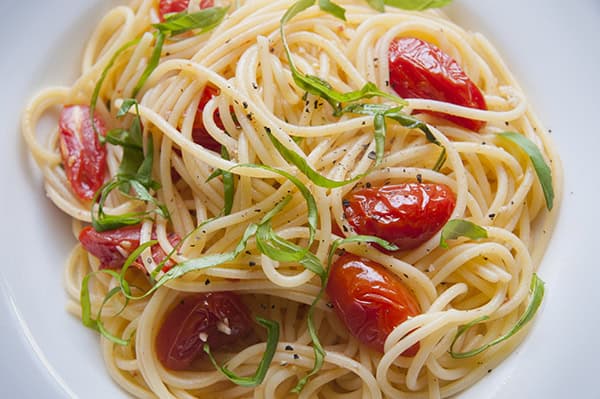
22 0 562 398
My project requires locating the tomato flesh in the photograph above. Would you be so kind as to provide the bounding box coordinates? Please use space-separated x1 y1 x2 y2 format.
326 253 421 355
58 105 107 200
192 85 223 152
155 292 253 370
388 37 487 131
78 225 180 272
343 183 456 251
158 0 214 20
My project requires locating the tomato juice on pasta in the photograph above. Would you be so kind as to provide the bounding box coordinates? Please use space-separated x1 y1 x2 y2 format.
21 0 561 398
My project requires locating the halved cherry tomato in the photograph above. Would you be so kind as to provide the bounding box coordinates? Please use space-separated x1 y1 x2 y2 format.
78 225 180 272
158 0 214 21
58 105 107 200
343 183 456 251
388 37 487 131
155 292 253 370
192 85 223 152
326 253 421 355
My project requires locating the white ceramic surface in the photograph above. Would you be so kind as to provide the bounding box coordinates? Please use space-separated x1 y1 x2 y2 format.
1 1 598 398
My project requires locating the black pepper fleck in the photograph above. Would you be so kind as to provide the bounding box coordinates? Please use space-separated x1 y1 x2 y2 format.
342 199 350 207
293 354 300 360
204 279 211 285
416 173 422 183
285 345 294 351
367 151 376 160
249 261 256 267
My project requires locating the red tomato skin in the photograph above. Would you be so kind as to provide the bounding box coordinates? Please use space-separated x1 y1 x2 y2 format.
78 226 180 272
158 0 214 20
58 105 107 200
192 85 223 152
326 254 421 355
155 292 253 370
343 183 456 251
388 37 487 131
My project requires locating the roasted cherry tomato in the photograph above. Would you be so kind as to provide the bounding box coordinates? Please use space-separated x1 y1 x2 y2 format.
388 37 487 131
156 292 253 370
58 105 107 200
343 183 456 251
158 0 214 21
192 85 223 152
79 225 180 272
326 253 421 355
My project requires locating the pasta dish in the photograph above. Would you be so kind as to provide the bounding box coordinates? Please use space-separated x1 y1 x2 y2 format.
21 0 561 397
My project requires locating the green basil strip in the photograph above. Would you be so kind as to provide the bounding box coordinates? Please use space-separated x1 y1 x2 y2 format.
132 31 165 98
319 0 347 19
92 100 167 231
153 7 229 36
203 317 279 387
327 234 399 266
280 1 402 113
90 38 141 135
381 107 440 145
95 286 131 346
439 219 488 249
291 284 326 392
81 268 134 345
449 273 545 359
497 132 554 211
341 103 443 168
102 128 143 150
432 147 447 172
91 176 166 232
264 129 361 188
237 163 318 245
121 223 259 300
221 147 235 215
205 148 235 216
384 0 452 9
366 0 386 11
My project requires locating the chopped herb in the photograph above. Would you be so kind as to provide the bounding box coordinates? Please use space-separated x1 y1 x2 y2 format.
440 219 488 248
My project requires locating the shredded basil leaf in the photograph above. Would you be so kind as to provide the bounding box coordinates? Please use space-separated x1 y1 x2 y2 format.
497 132 554 210
319 0 347 19
281 2 403 113
366 0 386 11
449 273 545 359
153 7 229 36
91 100 168 232
432 147 447 172
204 317 279 387
221 147 235 216
206 147 235 215
90 38 140 134
132 31 165 98
384 0 452 9
237 163 319 245
341 103 444 168
292 283 326 392
264 129 361 188
439 219 488 248
80 241 153 345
